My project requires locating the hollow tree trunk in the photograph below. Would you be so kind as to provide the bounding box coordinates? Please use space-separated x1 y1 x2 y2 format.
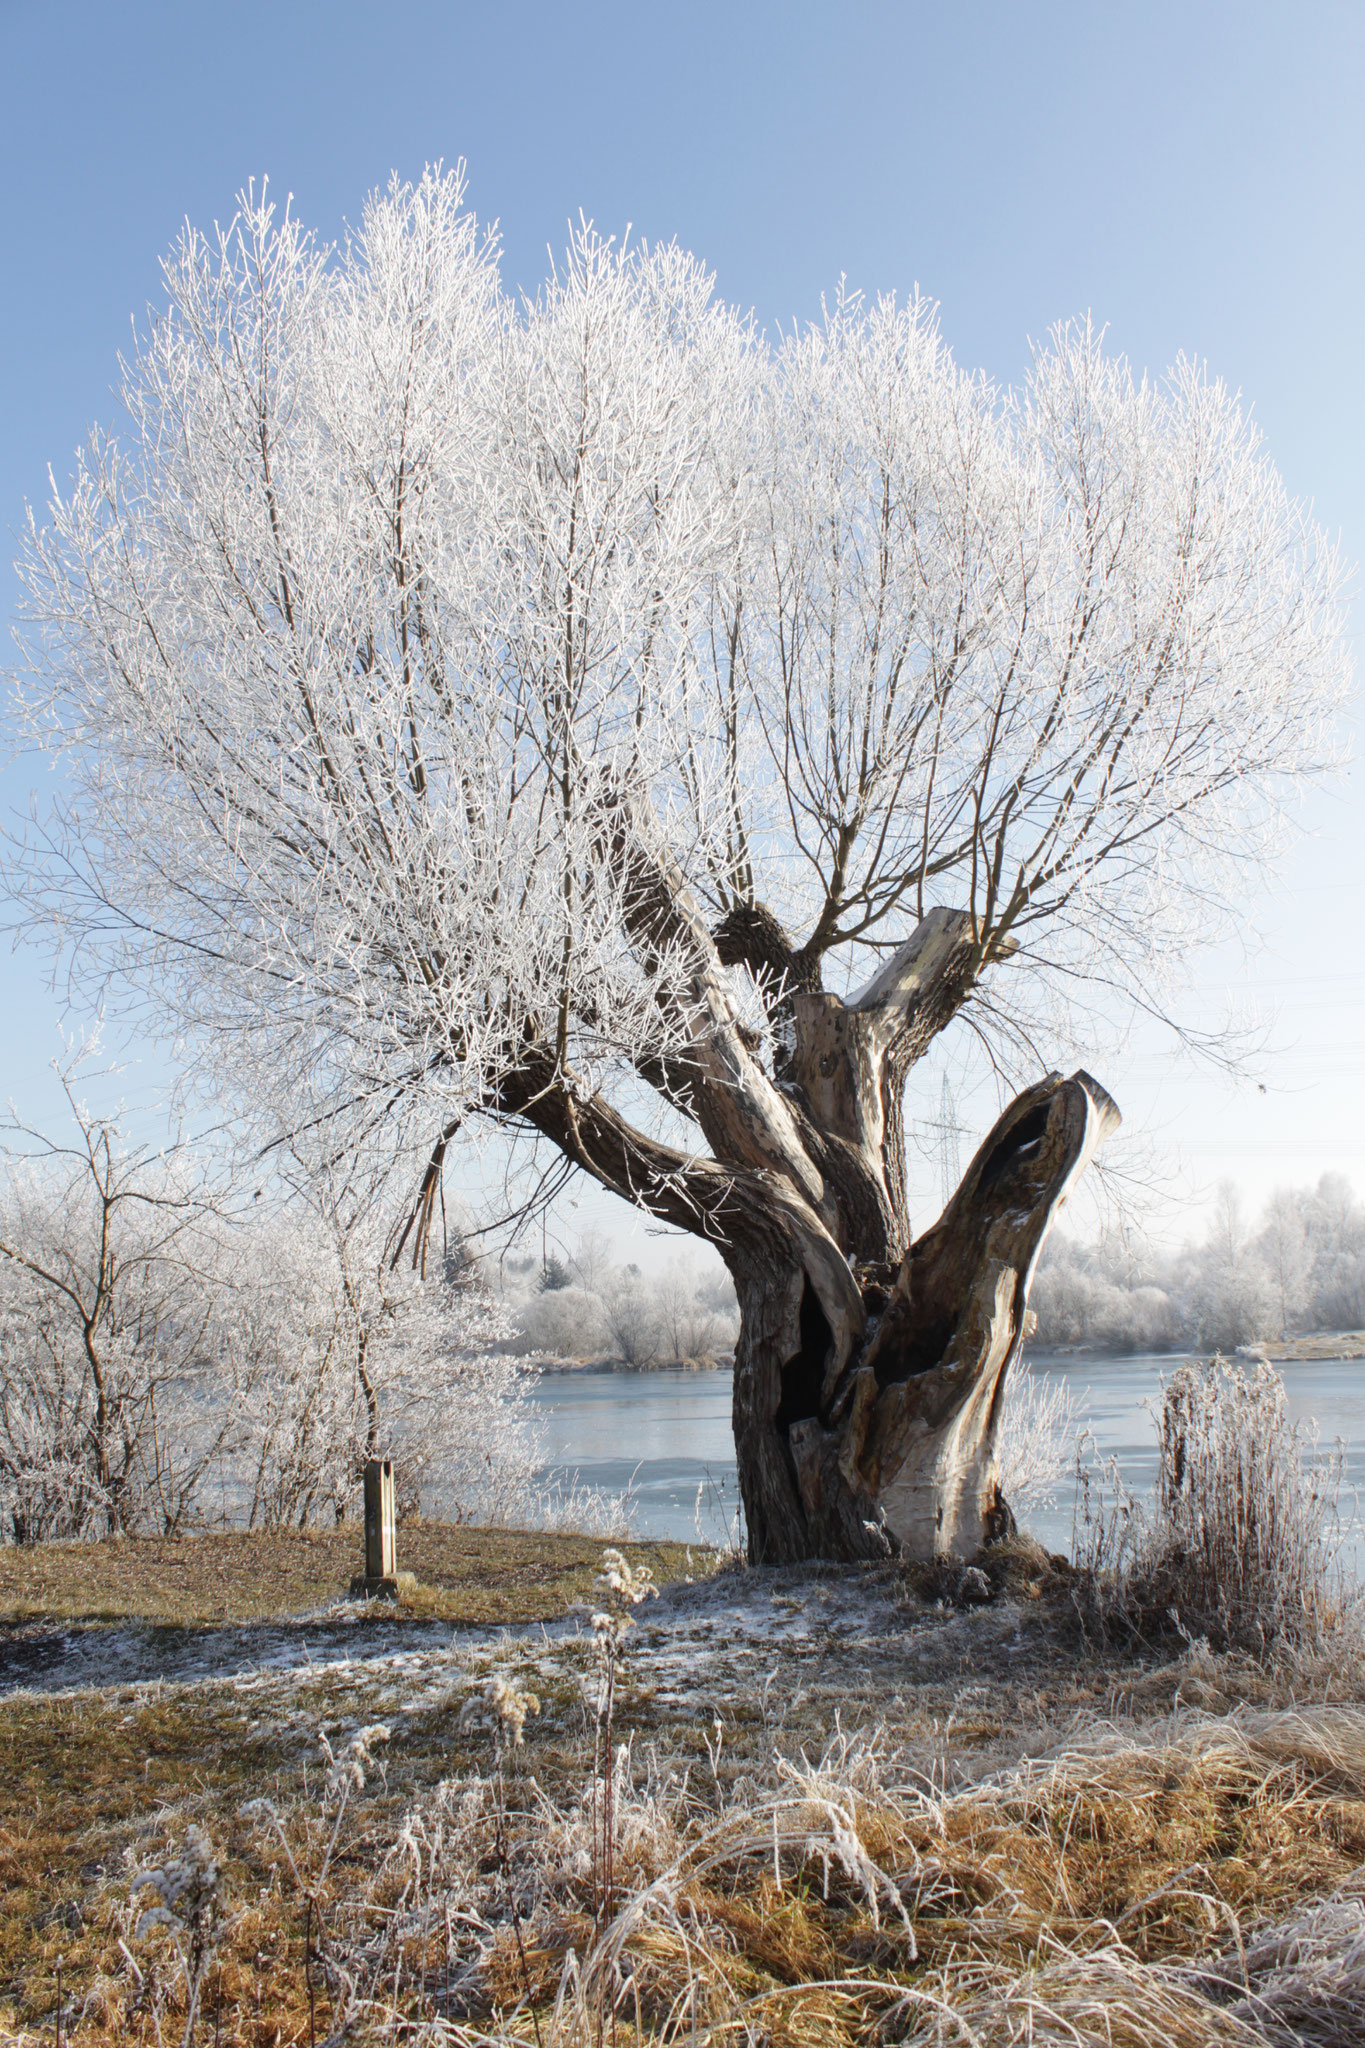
491 869 1121 1568
703 907 1121 1565
729 1066 1119 1564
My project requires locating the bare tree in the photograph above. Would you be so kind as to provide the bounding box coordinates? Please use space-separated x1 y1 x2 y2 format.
0 1056 235 1538
654 1256 737 1362
8 172 1349 1560
600 1266 664 1370
230 1156 532 1529
0 1057 536 1540
1259 1190 1310 1341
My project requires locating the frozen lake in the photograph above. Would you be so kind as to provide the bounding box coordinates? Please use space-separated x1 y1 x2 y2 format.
527 1353 1365 1563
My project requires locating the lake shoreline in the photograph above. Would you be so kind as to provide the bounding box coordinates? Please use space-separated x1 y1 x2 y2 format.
1023 1331 1365 1364
526 1331 1365 1375
526 1352 733 1374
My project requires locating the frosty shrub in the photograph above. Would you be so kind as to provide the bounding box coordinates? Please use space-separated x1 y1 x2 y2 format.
0 1068 548 1540
1147 1360 1346 1649
1076 1357 1350 1652
511 1283 609 1360
128 1823 223 2047
996 1359 1081 1517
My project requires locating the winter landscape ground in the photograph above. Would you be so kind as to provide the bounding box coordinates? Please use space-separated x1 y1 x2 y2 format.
3 1381 1365 2048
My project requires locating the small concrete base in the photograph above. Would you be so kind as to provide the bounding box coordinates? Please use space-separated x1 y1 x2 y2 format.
350 1574 400 1602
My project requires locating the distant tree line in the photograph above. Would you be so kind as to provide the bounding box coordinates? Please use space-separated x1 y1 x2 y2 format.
504 1231 740 1368
1029 1175 1365 1355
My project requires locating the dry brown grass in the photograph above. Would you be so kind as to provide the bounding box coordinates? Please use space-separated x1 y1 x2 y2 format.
5 1533 1365 2044
0 1523 694 1628
12 1689 1365 2043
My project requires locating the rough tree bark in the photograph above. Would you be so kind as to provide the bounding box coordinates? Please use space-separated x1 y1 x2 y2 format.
700 907 1118 1562
727 1062 1119 1562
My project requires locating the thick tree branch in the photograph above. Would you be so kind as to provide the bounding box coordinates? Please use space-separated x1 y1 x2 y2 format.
780 909 989 1259
602 789 833 1222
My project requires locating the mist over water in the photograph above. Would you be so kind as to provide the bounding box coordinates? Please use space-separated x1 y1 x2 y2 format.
527 1356 1365 1570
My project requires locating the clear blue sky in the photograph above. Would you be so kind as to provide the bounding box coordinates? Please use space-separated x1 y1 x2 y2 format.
1 0 1362 1246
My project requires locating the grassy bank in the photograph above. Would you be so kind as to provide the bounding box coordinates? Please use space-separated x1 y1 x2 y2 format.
0 1523 695 1629
2 1520 1364 2044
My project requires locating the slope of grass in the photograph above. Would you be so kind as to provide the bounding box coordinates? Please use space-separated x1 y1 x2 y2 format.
0 1522 695 1627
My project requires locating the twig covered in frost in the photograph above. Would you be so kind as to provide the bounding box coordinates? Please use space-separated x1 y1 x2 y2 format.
129 1824 222 2048
590 1548 656 1937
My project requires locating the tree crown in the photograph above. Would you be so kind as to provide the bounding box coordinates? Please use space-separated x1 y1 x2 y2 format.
8 168 1351 1227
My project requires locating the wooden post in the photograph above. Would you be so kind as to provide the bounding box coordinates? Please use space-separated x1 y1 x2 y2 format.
350 1457 399 1598
364 1458 396 1579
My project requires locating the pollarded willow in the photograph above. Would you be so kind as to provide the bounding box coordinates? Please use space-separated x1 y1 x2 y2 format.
9 168 1349 1559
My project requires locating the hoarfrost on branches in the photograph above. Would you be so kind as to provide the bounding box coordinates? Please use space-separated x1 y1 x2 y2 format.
8 166 1348 1188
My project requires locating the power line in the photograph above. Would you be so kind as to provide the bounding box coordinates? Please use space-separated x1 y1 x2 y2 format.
919 1073 968 1210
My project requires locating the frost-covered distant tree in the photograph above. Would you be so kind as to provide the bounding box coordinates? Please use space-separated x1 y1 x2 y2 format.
654 1255 738 1361
600 1264 664 1370
1259 1189 1310 1340
0 1059 233 1539
1301 1175 1365 1331
8 170 1349 1560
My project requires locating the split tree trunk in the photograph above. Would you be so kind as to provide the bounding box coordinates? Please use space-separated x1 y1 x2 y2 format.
488 875 1121 1568
727 1066 1119 1563
705 910 1121 1564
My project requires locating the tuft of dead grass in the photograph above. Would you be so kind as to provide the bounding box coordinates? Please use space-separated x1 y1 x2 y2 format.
1072 1357 1361 1662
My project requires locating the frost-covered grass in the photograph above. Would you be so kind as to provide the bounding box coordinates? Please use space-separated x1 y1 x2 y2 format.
7 1539 1365 2044
1073 1357 1357 1656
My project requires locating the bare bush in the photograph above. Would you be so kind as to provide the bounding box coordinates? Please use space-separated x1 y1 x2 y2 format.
0 1065 543 1541
1074 1357 1351 1652
0 1061 240 1540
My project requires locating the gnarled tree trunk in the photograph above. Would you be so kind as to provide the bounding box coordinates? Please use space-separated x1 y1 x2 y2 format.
480 887 1120 1567
708 911 1121 1564
727 1065 1118 1562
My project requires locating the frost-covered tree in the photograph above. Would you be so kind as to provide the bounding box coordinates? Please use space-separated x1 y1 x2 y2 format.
8 170 1349 1561
0 1055 535 1541
0 1060 234 1539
